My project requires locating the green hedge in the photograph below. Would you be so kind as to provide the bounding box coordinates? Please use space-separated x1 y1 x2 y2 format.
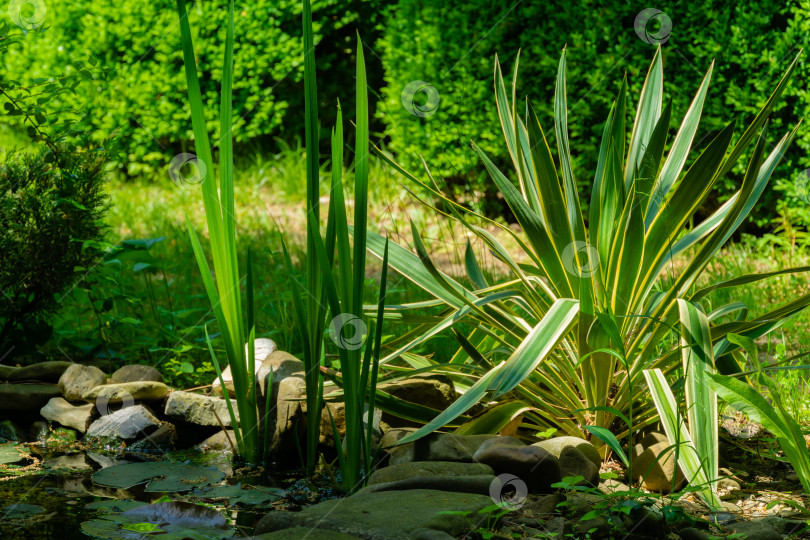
0 0 381 175
376 0 810 225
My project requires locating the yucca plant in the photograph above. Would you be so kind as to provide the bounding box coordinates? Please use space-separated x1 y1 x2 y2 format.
175 0 260 462
365 47 810 452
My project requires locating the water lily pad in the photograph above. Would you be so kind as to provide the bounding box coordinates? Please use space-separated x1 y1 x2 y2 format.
0 442 25 465
92 462 224 492
193 483 285 506
81 501 233 539
3 503 45 518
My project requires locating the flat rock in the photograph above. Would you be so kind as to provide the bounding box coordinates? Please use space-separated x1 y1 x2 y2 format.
474 444 561 493
388 433 494 465
254 489 493 539
368 461 493 485
471 436 524 461
0 384 60 411
7 361 74 382
0 365 19 380
532 436 601 468
357 475 496 496
164 391 239 427
40 397 95 433
82 381 171 406
85 405 161 440
110 365 163 384
728 520 782 540
58 364 107 402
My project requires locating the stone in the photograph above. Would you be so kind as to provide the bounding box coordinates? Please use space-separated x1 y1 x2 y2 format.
128 424 175 452
58 364 107 402
379 427 415 449
197 430 237 451
559 446 600 487
678 527 710 540
376 375 456 431
265 375 306 459
7 361 74 382
257 351 305 401
40 397 95 433
82 381 171 406
357 475 496 496
28 420 49 442
388 433 494 465
532 436 602 469
85 405 161 440
368 461 494 485
0 383 60 411
521 493 566 517
251 528 361 539
471 436 525 462
474 444 561 493
409 529 455 540
728 520 782 540
631 440 685 493
0 365 19 380
212 339 280 397
254 489 493 539
599 477 631 494
110 364 163 384
320 395 381 449
164 390 240 427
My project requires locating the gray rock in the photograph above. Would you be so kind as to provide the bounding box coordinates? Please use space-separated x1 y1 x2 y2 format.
474 444 561 493
559 446 599 487
471 436 525 462
58 364 107 402
760 515 807 535
631 438 685 493
264 374 306 460
110 365 163 384
0 383 60 411
532 436 602 469
82 381 171 406
599 477 631 494
164 390 240 427
389 433 494 465
376 375 456 431
256 351 305 401
254 489 493 539
7 361 74 382
40 397 95 433
45 453 92 471
521 493 566 517
128 423 175 452
85 405 161 440
368 461 493 485
212 339 280 397
380 427 416 449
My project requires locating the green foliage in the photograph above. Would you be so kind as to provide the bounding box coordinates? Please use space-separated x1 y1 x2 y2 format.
0 0 380 175
371 47 810 467
376 0 810 224
0 146 108 355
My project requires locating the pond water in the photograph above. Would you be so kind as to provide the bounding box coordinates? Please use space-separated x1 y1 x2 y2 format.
0 447 297 539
